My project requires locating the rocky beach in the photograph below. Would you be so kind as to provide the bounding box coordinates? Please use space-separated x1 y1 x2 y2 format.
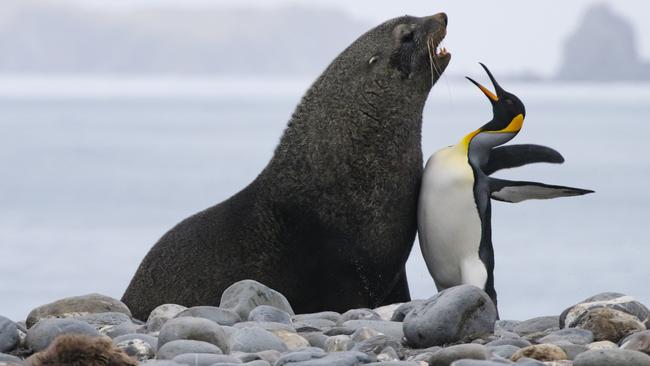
1 280 650 366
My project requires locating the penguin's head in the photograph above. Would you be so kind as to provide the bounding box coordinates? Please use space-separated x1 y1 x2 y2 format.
462 63 526 150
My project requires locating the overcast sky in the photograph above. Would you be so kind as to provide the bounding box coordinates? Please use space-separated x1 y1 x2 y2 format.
70 0 650 77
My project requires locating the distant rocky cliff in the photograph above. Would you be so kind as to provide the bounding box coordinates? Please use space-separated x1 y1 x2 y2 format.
556 3 650 81
0 0 368 75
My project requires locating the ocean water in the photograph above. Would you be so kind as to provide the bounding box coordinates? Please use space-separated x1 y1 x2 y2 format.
1 77 649 322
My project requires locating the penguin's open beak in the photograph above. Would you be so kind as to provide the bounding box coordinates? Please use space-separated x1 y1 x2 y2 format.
465 63 505 103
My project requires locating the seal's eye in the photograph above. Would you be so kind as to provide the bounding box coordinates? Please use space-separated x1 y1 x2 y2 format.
369 56 379 65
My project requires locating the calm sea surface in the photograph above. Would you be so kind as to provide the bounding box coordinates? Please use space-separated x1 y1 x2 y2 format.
1 78 649 321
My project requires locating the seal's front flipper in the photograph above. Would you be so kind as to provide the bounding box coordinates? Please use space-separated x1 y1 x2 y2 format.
483 144 564 175
489 178 594 203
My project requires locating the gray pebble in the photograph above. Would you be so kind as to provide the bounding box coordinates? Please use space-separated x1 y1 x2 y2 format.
428 344 490 366
561 292 650 329
365 362 418 366
299 332 328 349
621 329 650 355
539 328 594 345
390 300 426 322
485 337 531 348
342 320 404 341
324 335 354 352
555 341 589 360
573 348 650 366
105 321 140 338
351 327 381 342
113 333 158 348
147 304 188 333
255 349 283 364
175 307 242 327
172 353 241 366
512 316 559 337
339 309 381 324
157 339 223 360
0 317 18 353
248 306 292 325
487 344 519 359
275 349 328 366
219 280 294 320
294 318 336 330
140 361 183 366
403 285 497 348
352 335 402 356
25 318 100 352
158 317 228 353
373 304 403 322
293 312 341 324
229 326 287 353
0 353 24 365
279 351 369 366
26 293 131 327
75 312 132 334
448 361 511 366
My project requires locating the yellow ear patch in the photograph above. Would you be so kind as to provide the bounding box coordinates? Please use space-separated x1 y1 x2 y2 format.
499 114 524 133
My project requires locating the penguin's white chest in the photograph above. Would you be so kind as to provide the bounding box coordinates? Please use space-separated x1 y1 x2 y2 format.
417 146 487 290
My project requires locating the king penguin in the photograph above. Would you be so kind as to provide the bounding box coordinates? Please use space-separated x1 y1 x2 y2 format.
417 63 593 309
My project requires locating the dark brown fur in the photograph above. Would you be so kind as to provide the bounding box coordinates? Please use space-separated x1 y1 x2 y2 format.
27 335 137 366
123 13 450 320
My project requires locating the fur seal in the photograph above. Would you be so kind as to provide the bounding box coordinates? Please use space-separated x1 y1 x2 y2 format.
123 13 451 320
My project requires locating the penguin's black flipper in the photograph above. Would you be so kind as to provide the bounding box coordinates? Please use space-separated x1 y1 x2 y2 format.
489 178 594 203
484 144 564 175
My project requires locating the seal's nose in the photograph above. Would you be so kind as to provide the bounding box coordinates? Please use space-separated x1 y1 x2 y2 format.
434 12 448 27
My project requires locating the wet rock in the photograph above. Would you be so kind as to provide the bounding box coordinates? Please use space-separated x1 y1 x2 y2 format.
569 307 645 342
175 306 241 326
26 294 132 328
219 280 294 320
403 286 497 347
511 344 568 362
26 318 100 352
573 348 650 366
538 328 594 345
158 317 227 353
391 301 426 322
621 329 650 355
156 339 223 360
561 293 650 329
229 326 287 353
428 344 490 366
147 304 188 333
512 316 559 338
248 306 292 325
340 309 381 324
172 353 241 365
0 316 18 353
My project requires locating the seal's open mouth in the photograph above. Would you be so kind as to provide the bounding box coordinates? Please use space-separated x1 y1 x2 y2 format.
426 28 450 84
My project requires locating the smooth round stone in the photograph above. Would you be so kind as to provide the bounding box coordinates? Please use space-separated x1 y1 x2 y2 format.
539 328 594 345
140 361 183 366
242 361 271 366
26 318 100 352
75 312 133 334
105 321 140 338
293 312 341 323
485 337 531 348
512 316 559 337
279 351 369 366
173 353 241 365
158 317 228 353
448 361 513 366
342 320 403 341
26 294 132 328
148 304 188 333
391 300 426 322
487 344 519 359
299 332 328 349
340 309 381 324
376 346 400 362
248 306 292 325
511 344 568 362
275 348 328 366
621 329 650 355
115 337 156 361
573 348 650 366
255 349 284 364
233 321 294 333
0 316 18 353
428 344 489 366
294 318 336 330
352 335 402 356
373 304 403 322
365 362 418 366
229 326 287 353
0 352 24 364
561 293 650 329
219 280 294 320
494 320 520 333
273 329 309 350
566 307 645 343
324 335 354 352
157 339 223 360
351 327 381 342
403 285 497 348
587 340 619 350
175 307 242 327
555 342 589 360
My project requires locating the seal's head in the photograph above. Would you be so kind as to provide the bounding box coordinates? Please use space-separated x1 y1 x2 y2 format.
358 13 451 94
